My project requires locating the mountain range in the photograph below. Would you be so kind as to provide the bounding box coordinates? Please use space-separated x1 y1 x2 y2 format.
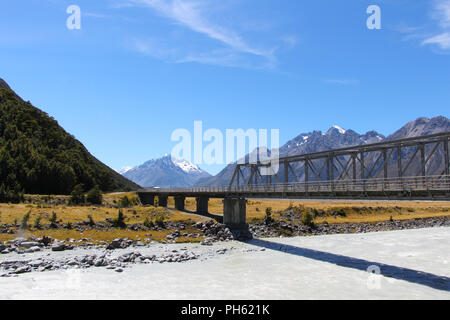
195 116 450 187
123 155 211 188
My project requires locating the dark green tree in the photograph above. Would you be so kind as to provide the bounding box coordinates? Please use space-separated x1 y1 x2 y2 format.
69 184 85 205
86 185 102 205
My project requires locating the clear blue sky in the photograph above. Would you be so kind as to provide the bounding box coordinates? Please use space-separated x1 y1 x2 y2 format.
1 0 449 175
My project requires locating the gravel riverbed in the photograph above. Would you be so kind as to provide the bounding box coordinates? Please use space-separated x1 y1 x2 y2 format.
1 225 449 299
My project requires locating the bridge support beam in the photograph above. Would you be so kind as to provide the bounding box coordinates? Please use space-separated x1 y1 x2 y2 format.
138 193 155 206
223 198 247 229
196 197 209 215
174 196 185 211
158 195 168 207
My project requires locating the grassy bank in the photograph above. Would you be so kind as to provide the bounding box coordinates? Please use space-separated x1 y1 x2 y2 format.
0 193 449 244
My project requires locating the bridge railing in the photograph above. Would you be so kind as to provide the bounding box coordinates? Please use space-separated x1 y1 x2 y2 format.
141 175 450 194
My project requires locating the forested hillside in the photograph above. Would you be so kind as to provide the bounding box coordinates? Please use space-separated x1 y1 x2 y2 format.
0 81 139 201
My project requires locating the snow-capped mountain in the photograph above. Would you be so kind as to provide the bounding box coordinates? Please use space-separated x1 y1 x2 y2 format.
195 116 450 186
122 155 211 188
116 166 132 174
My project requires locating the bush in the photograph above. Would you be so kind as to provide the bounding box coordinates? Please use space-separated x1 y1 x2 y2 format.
0 182 24 203
147 208 168 228
264 207 274 224
86 185 102 205
49 211 58 228
112 209 126 228
69 184 85 205
118 195 139 208
144 216 154 229
118 196 130 208
33 214 42 229
87 214 95 226
21 210 31 230
302 211 315 227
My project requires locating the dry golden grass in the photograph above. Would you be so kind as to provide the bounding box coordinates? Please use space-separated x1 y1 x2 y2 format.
1 192 449 243
181 197 450 224
0 192 210 243
0 228 203 244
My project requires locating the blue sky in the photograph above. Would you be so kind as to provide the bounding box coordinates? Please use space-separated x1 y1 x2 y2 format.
1 0 449 175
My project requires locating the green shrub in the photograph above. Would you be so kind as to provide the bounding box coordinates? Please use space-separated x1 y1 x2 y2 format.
264 207 274 224
0 182 24 203
49 211 58 228
112 209 126 228
21 210 31 229
69 184 85 205
119 196 130 208
302 211 315 227
33 214 42 229
87 214 95 226
144 216 154 229
118 195 139 208
86 185 102 205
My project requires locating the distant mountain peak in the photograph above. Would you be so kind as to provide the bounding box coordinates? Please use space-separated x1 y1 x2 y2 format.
123 155 211 188
172 157 203 173
116 166 132 174
328 125 346 135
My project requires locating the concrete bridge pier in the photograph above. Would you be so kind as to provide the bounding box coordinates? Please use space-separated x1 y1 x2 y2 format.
223 198 247 229
223 198 252 240
138 193 155 206
158 195 168 207
196 197 209 215
174 196 185 211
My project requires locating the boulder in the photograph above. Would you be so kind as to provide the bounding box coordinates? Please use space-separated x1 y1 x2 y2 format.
20 241 40 249
51 241 66 252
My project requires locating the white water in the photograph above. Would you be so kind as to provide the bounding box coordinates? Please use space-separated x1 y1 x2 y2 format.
1 227 449 299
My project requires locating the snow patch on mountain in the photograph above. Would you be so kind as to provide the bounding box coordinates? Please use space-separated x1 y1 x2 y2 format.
172 158 203 173
117 166 132 174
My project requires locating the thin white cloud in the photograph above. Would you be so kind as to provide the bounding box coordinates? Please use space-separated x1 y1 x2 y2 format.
422 0 450 50
85 12 108 18
422 32 450 49
130 38 178 59
132 0 271 56
123 0 284 68
324 78 359 86
434 0 450 28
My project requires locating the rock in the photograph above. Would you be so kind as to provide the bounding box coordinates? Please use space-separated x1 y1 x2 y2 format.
13 237 27 243
14 266 31 274
20 241 40 249
66 259 79 266
201 238 214 246
216 248 227 254
25 246 41 253
107 238 129 250
51 241 66 252
93 258 108 267
115 268 123 273
28 260 44 268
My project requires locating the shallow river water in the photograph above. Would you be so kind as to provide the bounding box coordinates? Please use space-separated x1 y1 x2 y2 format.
1 226 449 299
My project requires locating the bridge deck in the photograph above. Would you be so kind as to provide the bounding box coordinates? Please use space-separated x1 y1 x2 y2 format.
139 175 450 200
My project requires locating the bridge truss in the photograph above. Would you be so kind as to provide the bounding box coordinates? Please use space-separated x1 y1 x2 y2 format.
227 131 450 198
